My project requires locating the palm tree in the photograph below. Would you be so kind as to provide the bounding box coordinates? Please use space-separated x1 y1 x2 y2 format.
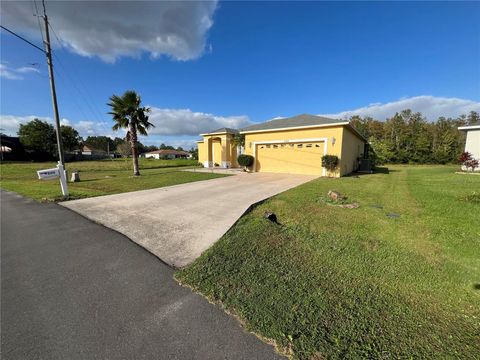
108 90 153 176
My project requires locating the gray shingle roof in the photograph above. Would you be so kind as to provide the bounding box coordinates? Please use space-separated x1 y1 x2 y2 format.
240 114 345 132
204 127 239 135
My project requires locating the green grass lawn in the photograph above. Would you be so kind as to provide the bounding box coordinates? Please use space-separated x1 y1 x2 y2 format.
177 165 480 359
0 158 225 201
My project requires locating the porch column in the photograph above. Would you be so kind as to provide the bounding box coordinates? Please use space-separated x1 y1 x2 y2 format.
221 135 230 168
204 137 213 168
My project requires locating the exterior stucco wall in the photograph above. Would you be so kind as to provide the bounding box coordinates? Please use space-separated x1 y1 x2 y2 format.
339 127 365 176
212 139 222 165
465 129 480 160
197 141 206 163
243 126 344 177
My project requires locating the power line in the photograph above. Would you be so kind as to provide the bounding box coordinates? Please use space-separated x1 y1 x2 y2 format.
0 25 45 53
32 0 45 43
47 22 113 137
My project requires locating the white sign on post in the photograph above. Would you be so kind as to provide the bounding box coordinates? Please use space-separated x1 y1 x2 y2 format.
37 167 60 180
36 162 69 196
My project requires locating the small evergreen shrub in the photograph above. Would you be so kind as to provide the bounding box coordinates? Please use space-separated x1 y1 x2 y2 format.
322 155 339 172
238 154 254 167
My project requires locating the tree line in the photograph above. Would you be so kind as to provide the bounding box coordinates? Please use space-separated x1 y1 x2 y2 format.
13 118 193 161
350 110 479 164
10 107 478 165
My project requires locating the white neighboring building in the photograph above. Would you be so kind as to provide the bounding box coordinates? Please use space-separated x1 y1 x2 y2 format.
458 122 480 171
144 149 192 159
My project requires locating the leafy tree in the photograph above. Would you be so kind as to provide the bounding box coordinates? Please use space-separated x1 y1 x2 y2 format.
369 136 395 165
143 145 158 153
18 119 57 160
60 125 82 151
467 111 480 125
116 141 131 157
432 118 457 164
18 119 83 160
159 143 175 150
189 147 198 160
108 90 154 176
232 133 245 148
113 137 126 150
84 136 114 153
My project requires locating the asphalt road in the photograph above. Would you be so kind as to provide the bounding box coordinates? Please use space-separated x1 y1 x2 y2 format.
1 190 283 360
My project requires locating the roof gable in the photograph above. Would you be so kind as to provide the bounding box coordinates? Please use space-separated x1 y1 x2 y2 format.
240 114 346 133
201 127 239 135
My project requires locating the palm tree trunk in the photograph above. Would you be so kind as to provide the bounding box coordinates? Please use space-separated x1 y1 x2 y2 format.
129 124 140 176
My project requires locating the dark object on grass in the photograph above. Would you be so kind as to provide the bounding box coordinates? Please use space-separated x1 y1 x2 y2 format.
387 213 400 218
264 211 279 224
70 171 80 182
328 190 345 202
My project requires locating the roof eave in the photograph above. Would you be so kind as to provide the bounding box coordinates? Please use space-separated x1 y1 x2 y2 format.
458 125 480 131
200 131 237 136
239 121 350 134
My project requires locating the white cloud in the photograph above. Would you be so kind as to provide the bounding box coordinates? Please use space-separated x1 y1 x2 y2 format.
320 96 480 121
0 63 39 80
16 66 40 74
1 1 218 63
147 107 252 136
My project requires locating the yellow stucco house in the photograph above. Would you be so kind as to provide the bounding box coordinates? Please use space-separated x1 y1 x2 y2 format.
197 114 367 177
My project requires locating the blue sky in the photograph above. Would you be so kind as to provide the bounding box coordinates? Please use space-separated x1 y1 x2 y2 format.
1 1 479 148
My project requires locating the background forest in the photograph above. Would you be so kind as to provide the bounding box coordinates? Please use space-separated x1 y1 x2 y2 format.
349 110 479 164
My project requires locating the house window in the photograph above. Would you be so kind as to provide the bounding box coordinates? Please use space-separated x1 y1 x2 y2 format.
306 144 313 148
273 144 278 148
266 144 271 148
315 144 320 147
297 144 303 148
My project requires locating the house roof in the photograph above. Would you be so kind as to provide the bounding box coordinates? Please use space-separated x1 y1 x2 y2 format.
240 114 346 133
145 149 191 155
458 121 480 130
200 127 239 135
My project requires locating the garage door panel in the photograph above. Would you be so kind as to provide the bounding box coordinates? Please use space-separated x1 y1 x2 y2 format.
256 141 324 175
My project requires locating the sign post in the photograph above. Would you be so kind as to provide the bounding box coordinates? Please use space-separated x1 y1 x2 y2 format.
37 161 69 196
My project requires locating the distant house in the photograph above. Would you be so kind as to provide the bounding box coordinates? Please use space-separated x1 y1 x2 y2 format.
458 121 480 170
144 149 192 160
81 145 111 159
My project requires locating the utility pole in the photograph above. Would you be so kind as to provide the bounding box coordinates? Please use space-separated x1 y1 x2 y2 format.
42 0 65 167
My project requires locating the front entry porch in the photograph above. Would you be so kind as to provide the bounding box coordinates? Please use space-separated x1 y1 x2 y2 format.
197 128 240 169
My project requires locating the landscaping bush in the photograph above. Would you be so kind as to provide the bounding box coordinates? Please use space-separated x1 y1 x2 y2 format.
459 151 479 171
237 154 254 167
321 154 339 172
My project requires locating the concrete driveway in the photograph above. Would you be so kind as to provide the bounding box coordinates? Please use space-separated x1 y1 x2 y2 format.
61 172 315 268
